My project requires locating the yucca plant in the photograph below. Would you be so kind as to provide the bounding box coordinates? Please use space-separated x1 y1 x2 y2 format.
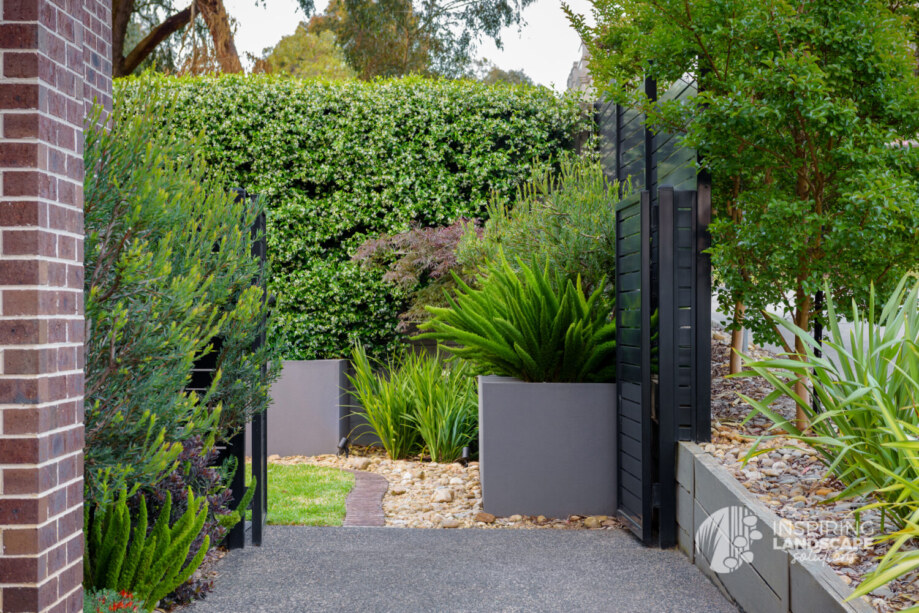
420 257 616 383
405 356 478 463
84 489 210 611
348 345 421 460
735 275 919 601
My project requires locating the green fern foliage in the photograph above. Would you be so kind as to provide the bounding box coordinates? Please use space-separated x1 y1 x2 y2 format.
421 257 616 383
84 489 211 611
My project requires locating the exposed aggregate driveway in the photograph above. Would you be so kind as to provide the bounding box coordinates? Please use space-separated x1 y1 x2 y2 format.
186 525 737 613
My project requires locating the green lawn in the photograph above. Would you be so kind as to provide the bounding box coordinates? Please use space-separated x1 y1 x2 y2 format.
245 463 354 526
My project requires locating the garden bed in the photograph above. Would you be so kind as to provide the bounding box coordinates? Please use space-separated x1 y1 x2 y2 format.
707 330 919 612
270 448 622 531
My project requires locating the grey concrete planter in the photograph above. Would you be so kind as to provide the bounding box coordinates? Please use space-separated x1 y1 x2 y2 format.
264 359 352 457
677 442 874 613
478 375 617 518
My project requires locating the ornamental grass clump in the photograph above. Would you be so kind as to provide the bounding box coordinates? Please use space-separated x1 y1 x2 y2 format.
347 345 477 462
420 257 616 383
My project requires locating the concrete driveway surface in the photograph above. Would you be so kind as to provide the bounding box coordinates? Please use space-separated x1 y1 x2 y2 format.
186 526 737 613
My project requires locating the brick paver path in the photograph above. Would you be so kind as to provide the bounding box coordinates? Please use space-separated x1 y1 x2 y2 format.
342 469 388 527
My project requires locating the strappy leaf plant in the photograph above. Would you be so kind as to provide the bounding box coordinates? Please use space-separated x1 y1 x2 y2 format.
348 345 421 460
347 345 477 461
734 275 919 601
736 275 919 526
420 257 616 383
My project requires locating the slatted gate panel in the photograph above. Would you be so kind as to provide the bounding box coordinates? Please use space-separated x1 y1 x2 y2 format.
608 74 710 547
615 191 653 544
188 192 268 550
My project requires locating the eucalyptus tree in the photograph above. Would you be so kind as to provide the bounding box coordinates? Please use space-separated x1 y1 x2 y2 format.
309 0 537 78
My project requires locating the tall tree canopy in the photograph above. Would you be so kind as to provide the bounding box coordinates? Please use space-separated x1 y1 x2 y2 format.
309 0 537 78
263 26 356 79
113 0 317 77
568 0 919 423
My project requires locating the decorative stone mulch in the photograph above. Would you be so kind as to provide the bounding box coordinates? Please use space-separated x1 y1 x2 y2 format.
708 329 919 612
270 450 621 531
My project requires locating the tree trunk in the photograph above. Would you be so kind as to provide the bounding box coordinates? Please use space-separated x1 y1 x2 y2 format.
792 301 811 432
195 0 243 73
121 6 193 76
729 301 745 374
111 0 136 77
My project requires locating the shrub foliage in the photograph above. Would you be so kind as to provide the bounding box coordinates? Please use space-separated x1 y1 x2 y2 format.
83 98 277 505
84 489 210 611
115 74 589 359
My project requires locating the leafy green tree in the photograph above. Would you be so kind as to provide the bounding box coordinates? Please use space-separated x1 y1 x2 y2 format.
569 0 919 424
264 25 356 79
309 0 537 78
470 58 534 86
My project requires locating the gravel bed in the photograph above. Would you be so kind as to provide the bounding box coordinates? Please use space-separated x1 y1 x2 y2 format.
271 449 621 531
708 329 919 612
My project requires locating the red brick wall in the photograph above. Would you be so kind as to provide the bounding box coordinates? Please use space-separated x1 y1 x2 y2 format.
0 0 111 610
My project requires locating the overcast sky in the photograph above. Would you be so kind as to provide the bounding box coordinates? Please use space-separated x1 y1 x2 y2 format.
222 0 595 91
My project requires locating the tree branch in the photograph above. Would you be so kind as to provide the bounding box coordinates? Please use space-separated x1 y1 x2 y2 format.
122 5 193 76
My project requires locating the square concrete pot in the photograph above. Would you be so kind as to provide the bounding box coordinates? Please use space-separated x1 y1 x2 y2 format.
263 359 352 457
478 375 617 518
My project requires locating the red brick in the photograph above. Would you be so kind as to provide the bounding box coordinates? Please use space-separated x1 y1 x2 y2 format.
3 464 57 494
0 23 38 49
0 496 41 523
0 556 40 583
1 576 58 611
0 437 41 463
0 142 38 167
2 112 40 138
0 259 41 284
0 319 41 344
1 406 49 434
0 83 39 109
2 524 57 556
2 227 57 255
0 378 40 404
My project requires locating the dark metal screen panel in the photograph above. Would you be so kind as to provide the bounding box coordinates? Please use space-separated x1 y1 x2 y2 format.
615 190 653 544
187 192 269 550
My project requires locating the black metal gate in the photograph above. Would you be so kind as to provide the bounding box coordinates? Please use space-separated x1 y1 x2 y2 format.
189 190 269 550
606 76 712 547
614 185 710 546
615 190 654 543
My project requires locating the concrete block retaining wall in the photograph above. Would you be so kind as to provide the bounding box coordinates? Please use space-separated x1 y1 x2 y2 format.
677 442 874 613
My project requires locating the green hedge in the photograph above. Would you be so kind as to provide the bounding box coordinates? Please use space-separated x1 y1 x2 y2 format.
116 75 589 359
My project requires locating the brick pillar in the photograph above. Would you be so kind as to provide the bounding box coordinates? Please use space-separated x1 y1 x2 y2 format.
0 0 111 611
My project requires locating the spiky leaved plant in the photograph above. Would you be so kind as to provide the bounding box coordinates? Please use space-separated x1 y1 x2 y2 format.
420 256 616 383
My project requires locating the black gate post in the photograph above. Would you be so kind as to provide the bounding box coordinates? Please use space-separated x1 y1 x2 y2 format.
694 173 712 443
223 428 247 549
250 209 268 546
656 186 677 548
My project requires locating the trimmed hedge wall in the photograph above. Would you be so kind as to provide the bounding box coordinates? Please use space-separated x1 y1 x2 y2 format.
116 74 589 359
